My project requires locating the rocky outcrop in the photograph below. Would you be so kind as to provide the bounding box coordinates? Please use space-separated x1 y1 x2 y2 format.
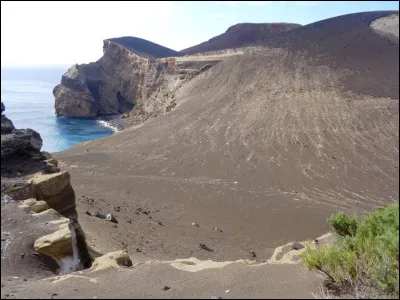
19 198 49 213
33 222 73 263
54 38 220 121
1 101 43 158
89 250 133 272
1 129 43 158
1 102 133 276
1 114 15 134
1 102 93 273
31 171 76 216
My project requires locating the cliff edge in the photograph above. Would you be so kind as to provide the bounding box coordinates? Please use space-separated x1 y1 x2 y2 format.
54 38 215 119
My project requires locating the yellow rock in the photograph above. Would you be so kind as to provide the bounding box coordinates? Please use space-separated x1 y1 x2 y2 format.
31 171 70 197
30 171 75 214
6 183 34 200
18 198 37 212
89 251 133 272
32 208 65 219
45 158 59 167
32 200 50 213
18 198 49 213
34 223 73 263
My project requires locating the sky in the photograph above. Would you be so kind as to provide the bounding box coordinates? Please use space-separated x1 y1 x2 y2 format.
1 1 398 67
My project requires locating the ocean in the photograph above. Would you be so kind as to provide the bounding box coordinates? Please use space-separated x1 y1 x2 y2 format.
1 66 116 153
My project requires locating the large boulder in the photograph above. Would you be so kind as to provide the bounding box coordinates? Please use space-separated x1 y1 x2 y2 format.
5 182 35 200
89 250 132 272
31 171 76 215
1 128 42 158
1 115 15 134
53 85 97 117
33 222 73 263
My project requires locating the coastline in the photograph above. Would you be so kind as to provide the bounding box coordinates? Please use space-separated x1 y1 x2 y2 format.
96 114 126 132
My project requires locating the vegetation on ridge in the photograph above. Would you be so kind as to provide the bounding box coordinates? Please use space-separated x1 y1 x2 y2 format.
301 202 399 298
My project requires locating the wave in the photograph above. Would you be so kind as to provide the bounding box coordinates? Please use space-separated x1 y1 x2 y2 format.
96 120 119 132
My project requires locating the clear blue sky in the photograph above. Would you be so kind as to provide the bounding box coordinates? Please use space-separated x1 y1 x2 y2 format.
1 1 398 66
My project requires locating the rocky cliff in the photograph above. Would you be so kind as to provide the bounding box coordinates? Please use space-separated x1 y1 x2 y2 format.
1 101 133 277
54 37 218 119
1 101 93 272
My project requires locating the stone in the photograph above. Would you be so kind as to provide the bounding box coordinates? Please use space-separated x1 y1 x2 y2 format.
89 251 133 272
291 241 305 250
93 212 106 219
199 243 213 252
31 171 76 214
106 213 118 224
45 159 59 167
18 198 38 212
43 162 61 174
31 200 50 213
6 183 35 200
33 223 73 263
1 128 42 158
31 171 70 197
1 101 5 112
32 208 66 220
42 151 53 159
54 84 97 118
1 115 15 134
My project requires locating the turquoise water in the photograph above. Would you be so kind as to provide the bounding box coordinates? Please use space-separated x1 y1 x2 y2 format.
1 67 115 153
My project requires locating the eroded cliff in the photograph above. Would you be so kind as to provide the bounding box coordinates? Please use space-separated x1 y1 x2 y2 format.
1 102 93 273
54 38 220 120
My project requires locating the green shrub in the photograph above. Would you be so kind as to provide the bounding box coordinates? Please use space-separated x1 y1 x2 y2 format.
328 212 358 237
301 202 399 298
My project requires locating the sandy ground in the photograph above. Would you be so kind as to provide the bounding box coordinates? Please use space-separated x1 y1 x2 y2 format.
54 47 398 263
1 260 321 299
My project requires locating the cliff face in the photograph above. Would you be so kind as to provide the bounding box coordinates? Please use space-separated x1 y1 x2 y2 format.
54 39 201 119
1 101 92 272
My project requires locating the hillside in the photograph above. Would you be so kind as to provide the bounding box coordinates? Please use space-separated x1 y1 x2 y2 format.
3 10 397 299
265 10 399 99
53 10 399 264
108 36 183 59
181 22 301 55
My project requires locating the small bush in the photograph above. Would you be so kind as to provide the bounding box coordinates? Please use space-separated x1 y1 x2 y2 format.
302 202 399 298
328 212 358 237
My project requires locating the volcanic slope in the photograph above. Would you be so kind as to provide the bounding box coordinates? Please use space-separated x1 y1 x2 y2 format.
181 22 301 55
54 11 399 263
109 36 183 59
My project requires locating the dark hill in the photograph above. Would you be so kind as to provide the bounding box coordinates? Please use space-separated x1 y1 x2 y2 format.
108 36 183 59
181 23 301 55
265 10 399 99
